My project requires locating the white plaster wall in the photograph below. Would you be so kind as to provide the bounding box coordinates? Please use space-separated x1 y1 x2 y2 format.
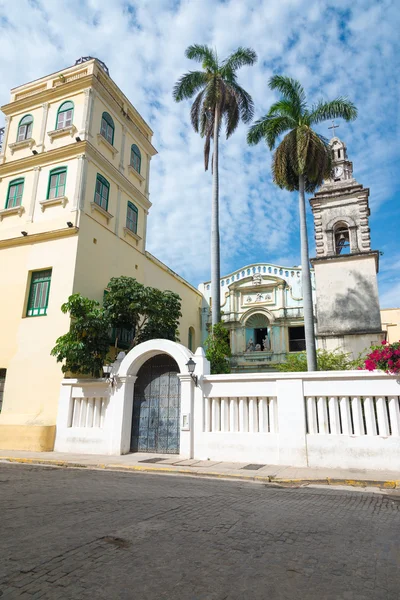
314 255 381 335
195 433 279 463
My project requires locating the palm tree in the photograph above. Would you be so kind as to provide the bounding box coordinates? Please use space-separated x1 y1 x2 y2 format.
173 45 257 327
247 76 357 371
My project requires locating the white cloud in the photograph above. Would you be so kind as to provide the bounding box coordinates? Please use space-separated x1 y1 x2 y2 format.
0 0 398 301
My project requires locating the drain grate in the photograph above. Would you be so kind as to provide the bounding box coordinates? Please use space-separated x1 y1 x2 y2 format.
138 458 168 464
241 464 266 471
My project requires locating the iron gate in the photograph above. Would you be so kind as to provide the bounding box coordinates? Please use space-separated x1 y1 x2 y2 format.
130 354 180 454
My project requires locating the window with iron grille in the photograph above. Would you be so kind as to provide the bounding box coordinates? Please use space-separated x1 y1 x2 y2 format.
17 115 33 141
27 270 52 317
288 326 306 352
130 144 141 173
0 368 6 412
126 201 138 233
94 174 110 211
6 178 24 208
100 112 115 145
56 101 74 130
47 167 67 199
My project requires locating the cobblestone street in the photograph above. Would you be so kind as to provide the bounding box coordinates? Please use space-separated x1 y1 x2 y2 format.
0 464 399 599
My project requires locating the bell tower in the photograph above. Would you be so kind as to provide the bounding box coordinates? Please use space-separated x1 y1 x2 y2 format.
310 135 384 356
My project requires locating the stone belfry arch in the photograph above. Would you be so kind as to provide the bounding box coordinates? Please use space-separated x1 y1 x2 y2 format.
309 135 384 356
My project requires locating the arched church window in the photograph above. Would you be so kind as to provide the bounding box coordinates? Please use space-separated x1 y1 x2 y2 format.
337 149 341 159
268 267 272 273
221 280 224 286
334 223 351 255
247 269 250 275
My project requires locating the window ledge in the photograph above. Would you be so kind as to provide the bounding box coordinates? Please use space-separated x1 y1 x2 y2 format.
97 134 118 157
0 205 25 221
39 196 68 212
127 165 145 185
8 138 36 155
123 227 141 243
48 125 76 142
90 201 114 223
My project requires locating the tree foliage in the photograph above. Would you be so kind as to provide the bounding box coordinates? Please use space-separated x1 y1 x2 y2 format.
247 75 357 192
277 349 362 372
103 277 182 349
50 294 111 377
51 278 183 376
204 322 231 374
173 44 257 170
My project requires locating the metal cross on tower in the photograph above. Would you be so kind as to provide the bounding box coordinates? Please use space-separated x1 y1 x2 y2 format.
328 120 339 137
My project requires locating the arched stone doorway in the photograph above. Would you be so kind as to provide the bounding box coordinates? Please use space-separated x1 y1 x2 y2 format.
130 354 181 454
244 312 271 351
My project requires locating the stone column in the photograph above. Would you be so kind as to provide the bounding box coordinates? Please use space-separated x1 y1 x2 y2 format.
114 185 122 234
79 88 92 138
72 154 87 211
178 374 194 458
142 209 148 251
87 89 96 138
27 166 41 222
110 375 137 454
276 378 307 466
0 116 10 163
119 125 127 172
145 154 151 198
37 102 49 151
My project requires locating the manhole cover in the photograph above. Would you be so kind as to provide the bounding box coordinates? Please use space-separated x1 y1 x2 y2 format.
241 464 266 470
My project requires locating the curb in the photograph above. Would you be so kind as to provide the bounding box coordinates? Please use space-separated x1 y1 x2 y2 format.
1 457 399 490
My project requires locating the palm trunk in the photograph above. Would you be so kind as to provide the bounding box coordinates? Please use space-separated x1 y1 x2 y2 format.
299 174 317 371
211 106 221 327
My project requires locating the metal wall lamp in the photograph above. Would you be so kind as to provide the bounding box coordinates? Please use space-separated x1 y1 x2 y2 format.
186 358 198 386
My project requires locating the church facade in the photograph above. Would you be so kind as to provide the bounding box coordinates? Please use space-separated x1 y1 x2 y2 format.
199 263 313 371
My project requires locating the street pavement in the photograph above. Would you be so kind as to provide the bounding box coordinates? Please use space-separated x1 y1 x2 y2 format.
0 463 399 599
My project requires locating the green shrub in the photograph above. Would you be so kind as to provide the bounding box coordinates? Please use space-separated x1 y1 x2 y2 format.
204 322 231 374
278 348 363 372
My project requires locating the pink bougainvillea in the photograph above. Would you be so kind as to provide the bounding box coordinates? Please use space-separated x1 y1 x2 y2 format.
361 340 400 374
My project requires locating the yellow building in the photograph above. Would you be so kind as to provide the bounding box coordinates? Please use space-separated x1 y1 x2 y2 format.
0 57 201 452
381 308 400 344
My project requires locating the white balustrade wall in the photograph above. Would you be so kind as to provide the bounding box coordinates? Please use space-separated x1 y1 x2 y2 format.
54 344 400 470
55 380 114 454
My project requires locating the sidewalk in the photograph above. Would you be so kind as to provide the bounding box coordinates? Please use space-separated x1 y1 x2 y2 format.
1 449 399 490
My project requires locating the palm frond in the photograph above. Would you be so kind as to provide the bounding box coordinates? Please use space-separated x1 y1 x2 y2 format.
229 82 254 124
268 99 301 122
190 89 206 132
173 70 208 102
247 115 296 149
269 75 307 114
185 44 218 71
223 89 240 138
309 97 358 125
221 47 257 73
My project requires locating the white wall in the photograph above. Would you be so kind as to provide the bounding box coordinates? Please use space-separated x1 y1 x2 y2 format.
54 342 400 471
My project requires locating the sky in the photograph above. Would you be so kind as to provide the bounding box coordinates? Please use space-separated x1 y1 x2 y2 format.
0 0 399 307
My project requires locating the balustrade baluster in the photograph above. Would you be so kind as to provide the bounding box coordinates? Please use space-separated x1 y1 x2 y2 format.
363 397 377 436
306 397 318 434
229 398 239 432
376 397 390 436
328 397 341 434
388 397 400 437
239 397 249 432
317 397 329 434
